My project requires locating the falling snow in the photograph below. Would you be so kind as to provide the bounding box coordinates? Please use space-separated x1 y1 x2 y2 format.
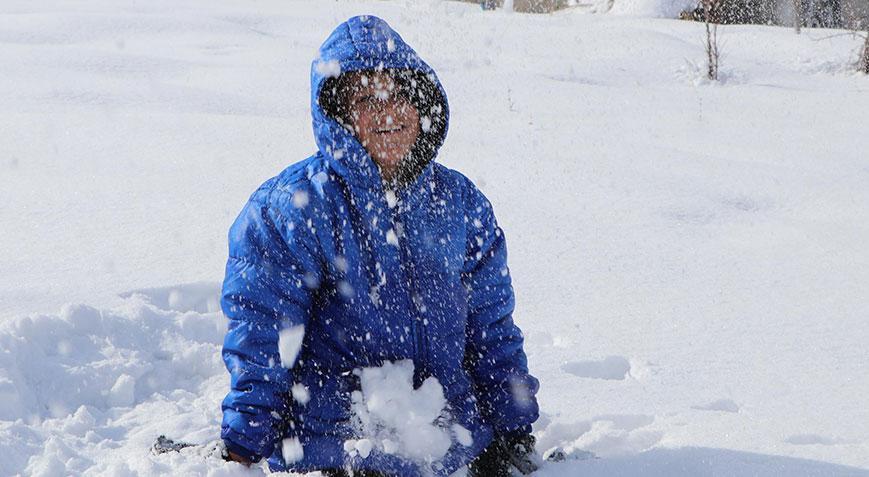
278 325 305 369
1 1 868 476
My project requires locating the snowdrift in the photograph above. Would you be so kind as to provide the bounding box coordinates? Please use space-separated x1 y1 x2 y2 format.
4 291 868 476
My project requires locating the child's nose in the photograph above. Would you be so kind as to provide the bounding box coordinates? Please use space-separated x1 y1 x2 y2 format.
378 101 402 122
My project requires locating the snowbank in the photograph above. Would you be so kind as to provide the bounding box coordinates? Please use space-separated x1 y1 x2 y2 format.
0 295 245 476
608 0 697 17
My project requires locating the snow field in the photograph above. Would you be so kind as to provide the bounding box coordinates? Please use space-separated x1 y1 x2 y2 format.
2 0 869 475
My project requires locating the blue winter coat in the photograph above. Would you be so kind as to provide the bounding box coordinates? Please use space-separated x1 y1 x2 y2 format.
220 15 539 476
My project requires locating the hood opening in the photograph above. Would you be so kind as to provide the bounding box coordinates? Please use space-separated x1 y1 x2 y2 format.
317 68 448 189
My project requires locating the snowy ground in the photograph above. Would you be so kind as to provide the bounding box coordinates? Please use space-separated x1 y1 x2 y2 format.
2 0 869 475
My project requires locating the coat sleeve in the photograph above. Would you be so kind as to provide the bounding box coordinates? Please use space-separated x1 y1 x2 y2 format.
462 184 540 435
220 189 322 462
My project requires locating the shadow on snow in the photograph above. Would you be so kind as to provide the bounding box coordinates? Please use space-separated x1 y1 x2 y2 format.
538 446 869 477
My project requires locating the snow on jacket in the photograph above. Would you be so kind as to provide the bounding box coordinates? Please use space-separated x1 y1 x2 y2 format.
220 15 539 475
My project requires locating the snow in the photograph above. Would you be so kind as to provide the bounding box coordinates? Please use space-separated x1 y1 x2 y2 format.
291 383 311 405
107 374 137 408
0 296 231 475
348 360 453 464
278 325 305 369
292 190 310 209
385 189 399 208
385 228 400 246
560 356 632 380
315 59 342 79
453 424 474 448
2 0 869 475
282 437 305 465
344 438 375 459
608 0 697 18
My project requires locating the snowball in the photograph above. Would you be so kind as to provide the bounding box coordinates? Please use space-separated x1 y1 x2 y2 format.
349 360 452 464
282 437 304 464
278 325 305 368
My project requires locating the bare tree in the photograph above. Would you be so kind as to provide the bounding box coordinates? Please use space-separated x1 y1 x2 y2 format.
861 31 869 74
793 0 803 34
853 2 869 74
704 0 720 80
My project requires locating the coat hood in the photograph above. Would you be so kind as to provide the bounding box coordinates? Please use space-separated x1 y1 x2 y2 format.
310 16 449 190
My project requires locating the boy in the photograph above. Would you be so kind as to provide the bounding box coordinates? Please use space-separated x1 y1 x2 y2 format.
221 15 539 476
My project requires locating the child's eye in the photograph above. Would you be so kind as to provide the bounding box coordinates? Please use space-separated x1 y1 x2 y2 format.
354 95 380 108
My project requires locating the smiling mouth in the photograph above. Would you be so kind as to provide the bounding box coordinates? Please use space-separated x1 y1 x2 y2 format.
376 125 404 133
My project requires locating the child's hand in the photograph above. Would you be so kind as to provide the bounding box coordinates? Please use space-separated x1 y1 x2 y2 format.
468 432 539 476
225 450 253 466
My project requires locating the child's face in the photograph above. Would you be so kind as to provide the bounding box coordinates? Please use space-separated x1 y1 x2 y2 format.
345 71 420 182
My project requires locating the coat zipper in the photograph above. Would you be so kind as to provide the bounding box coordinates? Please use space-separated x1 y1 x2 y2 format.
385 194 427 370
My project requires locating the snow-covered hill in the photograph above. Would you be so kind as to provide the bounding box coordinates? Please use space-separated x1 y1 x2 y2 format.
2 0 868 475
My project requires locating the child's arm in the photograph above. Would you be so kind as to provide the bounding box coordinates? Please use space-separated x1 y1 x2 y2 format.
220 188 321 463
461 182 540 437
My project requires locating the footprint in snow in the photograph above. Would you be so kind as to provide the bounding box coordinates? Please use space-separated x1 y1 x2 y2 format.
561 356 631 380
536 413 661 461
